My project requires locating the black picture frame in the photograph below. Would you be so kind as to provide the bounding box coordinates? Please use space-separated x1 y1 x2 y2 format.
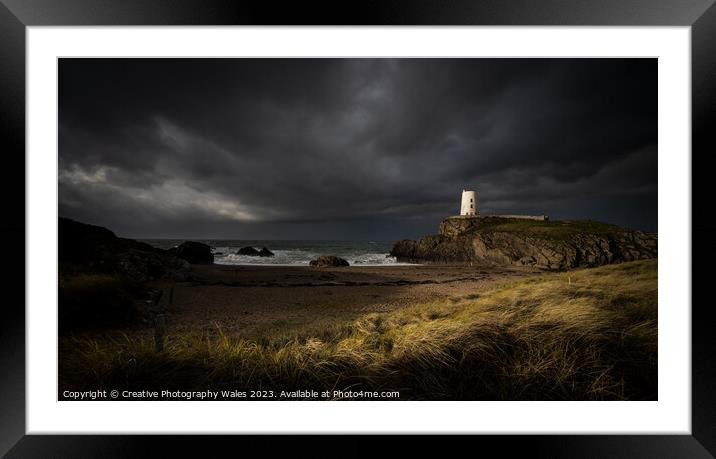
1 1 714 457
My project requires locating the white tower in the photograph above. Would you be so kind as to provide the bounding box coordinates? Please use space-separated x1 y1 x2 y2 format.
460 189 477 216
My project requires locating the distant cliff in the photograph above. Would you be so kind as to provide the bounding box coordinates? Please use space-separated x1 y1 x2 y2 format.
391 216 657 270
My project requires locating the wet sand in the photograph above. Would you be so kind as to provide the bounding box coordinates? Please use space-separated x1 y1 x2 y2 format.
148 264 544 338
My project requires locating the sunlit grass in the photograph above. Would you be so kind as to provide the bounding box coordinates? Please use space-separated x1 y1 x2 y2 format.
59 259 657 400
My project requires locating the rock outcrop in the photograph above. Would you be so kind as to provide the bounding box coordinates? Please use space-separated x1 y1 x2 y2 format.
391 217 657 271
237 246 260 256
59 217 190 282
168 241 214 264
237 246 275 257
59 218 202 331
309 255 350 267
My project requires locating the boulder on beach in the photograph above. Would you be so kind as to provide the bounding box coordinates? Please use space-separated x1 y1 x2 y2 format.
309 255 350 267
258 247 275 257
168 241 214 264
237 246 260 256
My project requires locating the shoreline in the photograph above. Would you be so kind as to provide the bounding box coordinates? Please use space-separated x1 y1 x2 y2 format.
132 263 544 339
211 262 420 267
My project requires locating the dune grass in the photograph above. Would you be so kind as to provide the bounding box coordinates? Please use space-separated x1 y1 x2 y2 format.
59 259 657 400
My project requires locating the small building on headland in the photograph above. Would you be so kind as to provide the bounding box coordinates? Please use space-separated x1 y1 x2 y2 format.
456 188 548 221
460 189 477 216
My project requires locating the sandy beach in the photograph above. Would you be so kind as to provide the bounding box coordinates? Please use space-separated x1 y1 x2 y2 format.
148 264 543 339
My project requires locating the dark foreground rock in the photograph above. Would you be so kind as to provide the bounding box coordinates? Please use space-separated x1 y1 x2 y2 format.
309 255 350 267
59 217 190 282
59 218 191 331
391 216 657 271
258 247 275 257
168 241 214 264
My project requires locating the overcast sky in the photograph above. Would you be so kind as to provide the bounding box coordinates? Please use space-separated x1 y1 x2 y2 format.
59 58 657 240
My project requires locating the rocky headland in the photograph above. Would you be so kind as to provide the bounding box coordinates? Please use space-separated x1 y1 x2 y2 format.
59 217 193 283
391 216 657 270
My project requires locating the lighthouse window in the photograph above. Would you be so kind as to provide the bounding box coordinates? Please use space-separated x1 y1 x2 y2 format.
470 204 473 209
470 199 473 203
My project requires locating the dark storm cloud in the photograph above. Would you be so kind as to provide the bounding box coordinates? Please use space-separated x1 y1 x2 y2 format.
58 58 657 239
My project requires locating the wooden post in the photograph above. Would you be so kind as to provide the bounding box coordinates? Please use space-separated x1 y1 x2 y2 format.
154 313 166 352
153 287 173 353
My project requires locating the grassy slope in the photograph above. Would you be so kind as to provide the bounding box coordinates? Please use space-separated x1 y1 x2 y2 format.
457 218 632 240
59 259 657 400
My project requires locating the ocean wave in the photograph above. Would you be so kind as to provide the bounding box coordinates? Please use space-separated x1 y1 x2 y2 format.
213 248 404 266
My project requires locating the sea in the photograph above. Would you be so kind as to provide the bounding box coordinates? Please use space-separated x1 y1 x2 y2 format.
141 239 414 266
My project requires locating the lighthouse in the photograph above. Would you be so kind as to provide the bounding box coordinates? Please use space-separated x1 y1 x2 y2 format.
460 189 477 216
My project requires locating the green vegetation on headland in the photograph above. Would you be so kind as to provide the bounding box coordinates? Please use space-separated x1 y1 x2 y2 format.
447 217 630 238
59 259 657 400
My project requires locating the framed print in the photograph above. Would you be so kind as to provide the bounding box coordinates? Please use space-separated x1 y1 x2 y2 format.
1 0 715 457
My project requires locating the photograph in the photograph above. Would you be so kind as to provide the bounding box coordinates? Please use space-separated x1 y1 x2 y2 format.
2 0 712 453
57 57 658 402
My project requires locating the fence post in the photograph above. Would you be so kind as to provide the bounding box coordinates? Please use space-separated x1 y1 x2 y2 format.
153 287 174 353
154 313 166 352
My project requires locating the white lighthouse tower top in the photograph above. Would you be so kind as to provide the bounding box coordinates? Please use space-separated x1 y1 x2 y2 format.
460 189 477 216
